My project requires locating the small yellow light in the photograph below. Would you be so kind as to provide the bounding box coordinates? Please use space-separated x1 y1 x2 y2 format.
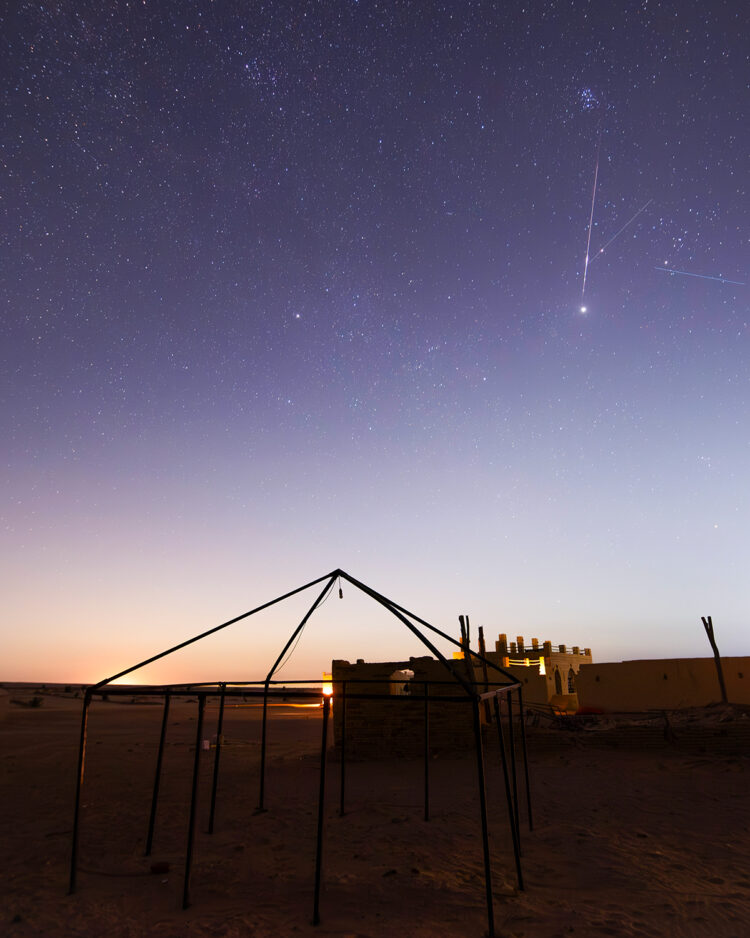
322 683 333 697
539 658 546 676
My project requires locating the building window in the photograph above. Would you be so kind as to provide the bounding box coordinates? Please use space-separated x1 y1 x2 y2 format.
554 669 563 695
390 669 414 695
567 669 576 694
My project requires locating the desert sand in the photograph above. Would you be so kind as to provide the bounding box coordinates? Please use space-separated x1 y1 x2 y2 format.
1 685 748 937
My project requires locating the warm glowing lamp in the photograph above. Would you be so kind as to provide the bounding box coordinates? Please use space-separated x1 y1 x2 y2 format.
321 671 333 703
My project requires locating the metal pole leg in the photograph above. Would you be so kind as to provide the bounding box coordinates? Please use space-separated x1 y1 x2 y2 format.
182 695 206 909
517 687 533 832
423 682 430 822
257 681 269 812
493 695 523 890
339 682 347 817
313 695 330 926
507 690 520 847
472 698 495 938
145 692 171 856
208 684 226 834
69 690 92 894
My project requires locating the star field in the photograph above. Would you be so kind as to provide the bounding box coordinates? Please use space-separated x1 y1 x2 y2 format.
2 1 748 681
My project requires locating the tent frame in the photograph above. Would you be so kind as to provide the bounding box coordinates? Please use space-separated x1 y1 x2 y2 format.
68 568 533 937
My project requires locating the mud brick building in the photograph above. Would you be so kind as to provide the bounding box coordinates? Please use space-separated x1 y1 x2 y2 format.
471 633 593 710
331 632 594 757
330 656 482 759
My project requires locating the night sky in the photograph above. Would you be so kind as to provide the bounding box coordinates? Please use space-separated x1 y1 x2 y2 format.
3 1 748 683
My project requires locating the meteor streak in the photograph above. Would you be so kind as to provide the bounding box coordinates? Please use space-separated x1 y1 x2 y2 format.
656 267 744 286
589 199 653 263
580 132 602 301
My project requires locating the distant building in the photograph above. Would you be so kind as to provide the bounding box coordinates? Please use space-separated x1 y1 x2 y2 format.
456 633 593 711
329 632 594 759
330 656 480 758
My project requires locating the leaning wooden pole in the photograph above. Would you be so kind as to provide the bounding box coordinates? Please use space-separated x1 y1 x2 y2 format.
701 616 728 704
459 615 476 689
478 626 492 722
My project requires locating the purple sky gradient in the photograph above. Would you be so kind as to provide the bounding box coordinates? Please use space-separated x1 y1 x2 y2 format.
2 1 747 683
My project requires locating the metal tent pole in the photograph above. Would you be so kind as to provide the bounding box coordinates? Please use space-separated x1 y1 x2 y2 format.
517 686 533 831
208 683 226 834
68 690 92 894
91 571 337 692
257 681 270 812
472 698 495 938
312 694 331 926
506 690 520 848
258 576 337 812
339 681 347 817
336 573 475 695
339 569 518 687
145 692 171 856
423 681 430 822
182 694 206 909
493 695 523 890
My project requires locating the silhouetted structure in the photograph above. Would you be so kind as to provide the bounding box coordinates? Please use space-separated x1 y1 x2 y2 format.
68 569 533 937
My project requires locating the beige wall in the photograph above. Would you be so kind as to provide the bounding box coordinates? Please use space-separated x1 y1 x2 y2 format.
576 657 750 711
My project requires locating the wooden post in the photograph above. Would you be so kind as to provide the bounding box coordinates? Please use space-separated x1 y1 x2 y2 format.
701 616 728 704
459 615 475 688
478 626 491 722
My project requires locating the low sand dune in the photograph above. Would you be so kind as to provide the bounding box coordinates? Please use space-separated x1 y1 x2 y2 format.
1 687 748 937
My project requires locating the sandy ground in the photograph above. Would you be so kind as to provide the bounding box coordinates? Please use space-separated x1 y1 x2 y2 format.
1 687 749 937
